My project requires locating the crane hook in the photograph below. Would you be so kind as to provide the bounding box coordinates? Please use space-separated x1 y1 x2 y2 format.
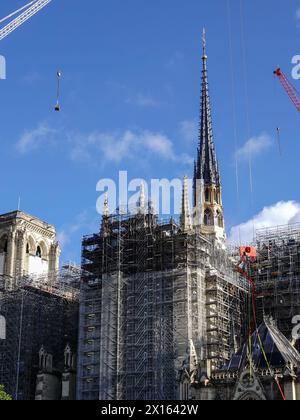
276 127 282 156
55 70 62 112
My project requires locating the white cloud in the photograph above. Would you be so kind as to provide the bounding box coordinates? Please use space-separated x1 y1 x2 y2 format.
70 129 193 165
179 120 198 143
15 123 193 167
229 201 300 244
126 93 160 108
57 230 70 248
15 124 56 154
57 211 98 250
236 133 272 161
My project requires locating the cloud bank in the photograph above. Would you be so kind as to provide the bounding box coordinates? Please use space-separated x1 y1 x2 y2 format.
236 133 272 161
229 201 300 244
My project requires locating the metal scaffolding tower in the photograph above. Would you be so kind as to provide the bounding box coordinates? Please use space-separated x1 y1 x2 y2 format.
253 223 300 342
77 209 248 400
0 267 80 400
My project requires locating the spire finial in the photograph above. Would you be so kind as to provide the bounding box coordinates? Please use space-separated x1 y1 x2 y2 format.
103 193 109 217
202 28 207 60
138 182 146 213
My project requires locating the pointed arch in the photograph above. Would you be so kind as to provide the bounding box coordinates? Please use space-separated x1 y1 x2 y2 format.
205 188 211 203
26 236 36 255
217 210 224 228
204 208 213 226
36 241 48 259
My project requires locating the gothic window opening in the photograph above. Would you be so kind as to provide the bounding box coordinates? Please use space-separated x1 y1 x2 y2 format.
204 209 213 226
36 246 42 258
217 211 224 228
205 189 211 203
26 243 30 254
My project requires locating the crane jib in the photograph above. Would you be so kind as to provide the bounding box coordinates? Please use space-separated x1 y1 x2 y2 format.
274 67 300 113
0 0 52 42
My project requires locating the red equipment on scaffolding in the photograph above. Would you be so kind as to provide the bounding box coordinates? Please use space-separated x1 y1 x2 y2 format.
236 247 286 400
274 68 300 113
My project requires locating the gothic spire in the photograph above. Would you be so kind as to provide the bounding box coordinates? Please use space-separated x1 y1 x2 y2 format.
192 30 226 243
195 28 220 187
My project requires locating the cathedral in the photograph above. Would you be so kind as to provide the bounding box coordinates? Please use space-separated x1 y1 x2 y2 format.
77 34 300 401
0 212 79 400
77 35 248 401
0 34 299 401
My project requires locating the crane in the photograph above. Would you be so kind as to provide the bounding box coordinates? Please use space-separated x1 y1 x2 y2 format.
274 67 300 113
0 0 52 41
0 1 61 111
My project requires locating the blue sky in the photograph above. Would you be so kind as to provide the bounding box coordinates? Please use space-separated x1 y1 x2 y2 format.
1 0 300 263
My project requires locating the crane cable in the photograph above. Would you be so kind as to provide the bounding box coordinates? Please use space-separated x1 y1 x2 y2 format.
227 0 241 246
0 1 37 25
239 0 256 242
273 72 283 156
55 70 62 111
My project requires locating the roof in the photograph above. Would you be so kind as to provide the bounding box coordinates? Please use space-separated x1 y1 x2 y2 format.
0 211 56 234
224 318 300 372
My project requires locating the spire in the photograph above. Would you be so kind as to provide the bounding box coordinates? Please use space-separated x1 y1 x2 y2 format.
103 193 110 218
195 28 220 187
180 176 192 233
101 193 110 237
138 182 146 213
192 30 226 243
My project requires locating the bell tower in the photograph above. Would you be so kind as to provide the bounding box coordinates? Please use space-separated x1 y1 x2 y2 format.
0 211 60 282
193 30 226 243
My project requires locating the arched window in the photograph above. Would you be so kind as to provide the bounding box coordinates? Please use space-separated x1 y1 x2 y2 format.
204 209 213 226
217 211 224 228
205 189 211 203
36 246 42 258
215 190 220 204
26 243 30 254
0 236 8 254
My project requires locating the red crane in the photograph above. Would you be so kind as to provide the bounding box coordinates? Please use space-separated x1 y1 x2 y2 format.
274 68 300 113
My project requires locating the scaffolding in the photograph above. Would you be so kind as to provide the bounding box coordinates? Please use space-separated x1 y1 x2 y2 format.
77 209 249 401
253 223 300 342
206 270 248 370
0 267 80 400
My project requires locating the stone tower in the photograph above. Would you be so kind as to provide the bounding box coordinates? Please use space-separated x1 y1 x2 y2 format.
0 211 60 281
193 30 226 243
